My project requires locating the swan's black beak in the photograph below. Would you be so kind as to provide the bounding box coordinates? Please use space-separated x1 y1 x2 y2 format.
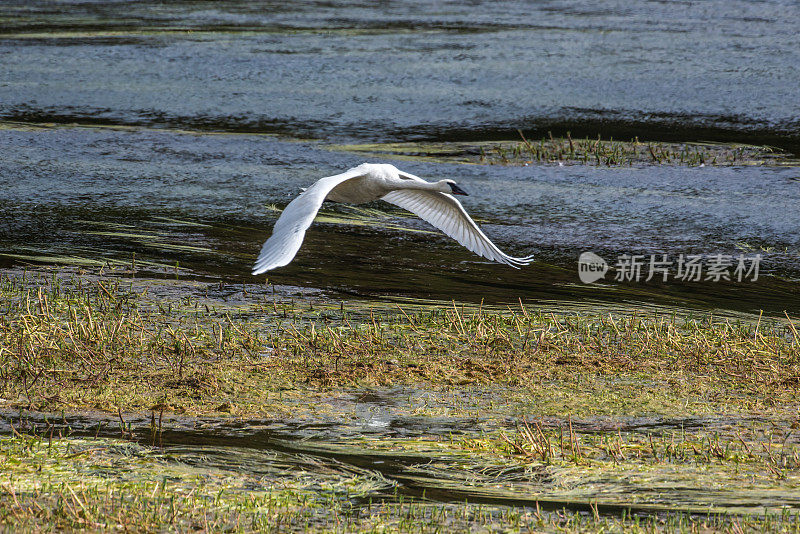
449 183 469 196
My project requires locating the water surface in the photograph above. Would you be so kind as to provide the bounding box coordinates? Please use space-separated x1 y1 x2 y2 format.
1 1 799 314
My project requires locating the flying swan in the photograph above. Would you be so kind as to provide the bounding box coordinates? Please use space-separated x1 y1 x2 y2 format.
252 163 533 274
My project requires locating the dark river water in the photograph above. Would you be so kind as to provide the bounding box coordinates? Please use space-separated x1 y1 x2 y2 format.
1 1 799 315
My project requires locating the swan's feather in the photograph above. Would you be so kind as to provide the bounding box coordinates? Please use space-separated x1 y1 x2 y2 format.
252 168 366 274
380 189 533 267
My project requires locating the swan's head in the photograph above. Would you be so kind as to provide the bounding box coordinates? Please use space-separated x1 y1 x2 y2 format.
443 180 469 196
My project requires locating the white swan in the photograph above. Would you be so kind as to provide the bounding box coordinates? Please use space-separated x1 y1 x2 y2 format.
252 163 534 274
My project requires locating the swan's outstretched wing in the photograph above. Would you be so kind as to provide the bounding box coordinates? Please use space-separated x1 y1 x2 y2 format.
253 168 366 274
381 189 534 267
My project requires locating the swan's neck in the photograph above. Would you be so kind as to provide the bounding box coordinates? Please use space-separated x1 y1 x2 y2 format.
405 180 451 193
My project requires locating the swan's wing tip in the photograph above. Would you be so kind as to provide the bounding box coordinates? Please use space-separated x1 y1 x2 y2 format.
252 256 278 275
252 265 267 275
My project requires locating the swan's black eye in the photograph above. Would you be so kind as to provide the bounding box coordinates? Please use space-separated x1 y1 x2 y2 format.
449 183 469 196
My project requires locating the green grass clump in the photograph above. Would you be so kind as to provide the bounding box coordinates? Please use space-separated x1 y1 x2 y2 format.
480 131 796 167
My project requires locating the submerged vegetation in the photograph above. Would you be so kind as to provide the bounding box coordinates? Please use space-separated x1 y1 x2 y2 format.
1 268 799 531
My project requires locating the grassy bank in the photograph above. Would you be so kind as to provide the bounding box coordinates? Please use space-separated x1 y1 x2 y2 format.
1 268 799 531
1 269 797 417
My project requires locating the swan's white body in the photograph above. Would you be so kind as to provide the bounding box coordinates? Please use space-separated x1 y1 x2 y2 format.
252 163 533 274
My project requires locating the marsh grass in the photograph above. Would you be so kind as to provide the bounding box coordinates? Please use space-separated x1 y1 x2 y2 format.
1 270 798 417
480 131 796 167
2 269 800 531
492 418 800 478
332 133 798 167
